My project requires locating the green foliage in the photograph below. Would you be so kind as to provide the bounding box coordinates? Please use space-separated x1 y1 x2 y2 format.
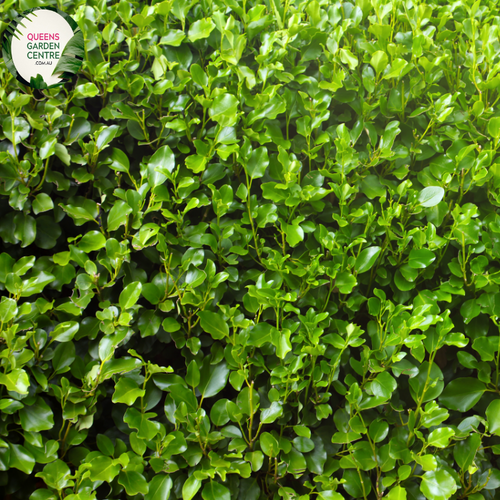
1 0 500 499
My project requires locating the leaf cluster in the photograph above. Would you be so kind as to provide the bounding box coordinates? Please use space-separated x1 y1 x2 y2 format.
1 0 500 499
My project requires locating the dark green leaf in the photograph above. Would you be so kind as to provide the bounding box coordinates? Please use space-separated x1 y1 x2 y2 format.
439 378 486 412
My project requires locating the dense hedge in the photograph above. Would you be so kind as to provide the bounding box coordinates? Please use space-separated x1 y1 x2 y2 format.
1 0 500 499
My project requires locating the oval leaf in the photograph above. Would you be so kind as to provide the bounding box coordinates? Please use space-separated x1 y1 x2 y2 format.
355 246 381 273
418 186 445 208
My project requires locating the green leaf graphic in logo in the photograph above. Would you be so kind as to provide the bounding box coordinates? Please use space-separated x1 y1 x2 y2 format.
52 29 84 77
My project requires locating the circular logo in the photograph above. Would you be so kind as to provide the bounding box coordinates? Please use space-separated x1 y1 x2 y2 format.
2 7 84 89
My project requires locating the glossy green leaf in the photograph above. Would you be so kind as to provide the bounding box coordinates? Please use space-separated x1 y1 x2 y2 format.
260 432 279 457
112 377 146 405
182 475 202 500
427 427 454 448
369 419 389 443
161 29 186 46
409 362 444 404
355 246 381 273
124 408 161 440
185 154 207 173
418 187 445 208
416 455 437 471
318 492 344 500
209 94 239 127
51 321 79 343
210 399 230 426
284 223 304 247
149 145 175 183
201 481 230 500
119 471 149 496
488 117 500 139
35 460 71 490
188 18 215 42
368 372 397 399
343 469 372 498
0 369 30 394
261 401 283 424
199 358 229 398
107 200 133 232
453 433 481 470
33 193 54 214
96 434 114 456
0 297 17 323
29 490 57 500
79 231 106 252
439 378 485 412
186 360 200 388
420 470 457 500
170 384 198 412
19 397 54 431
387 486 407 500
110 148 130 173
119 281 143 310
145 475 173 500
379 121 401 153
198 311 229 339
89 455 121 482
371 51 389 74
409 249 436 269
14 213 36 248
96 125 120 150
486 400 500 435
9 444 35 474
246 147 269 180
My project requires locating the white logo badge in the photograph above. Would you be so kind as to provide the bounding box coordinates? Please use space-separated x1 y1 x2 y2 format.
2 7 84 89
